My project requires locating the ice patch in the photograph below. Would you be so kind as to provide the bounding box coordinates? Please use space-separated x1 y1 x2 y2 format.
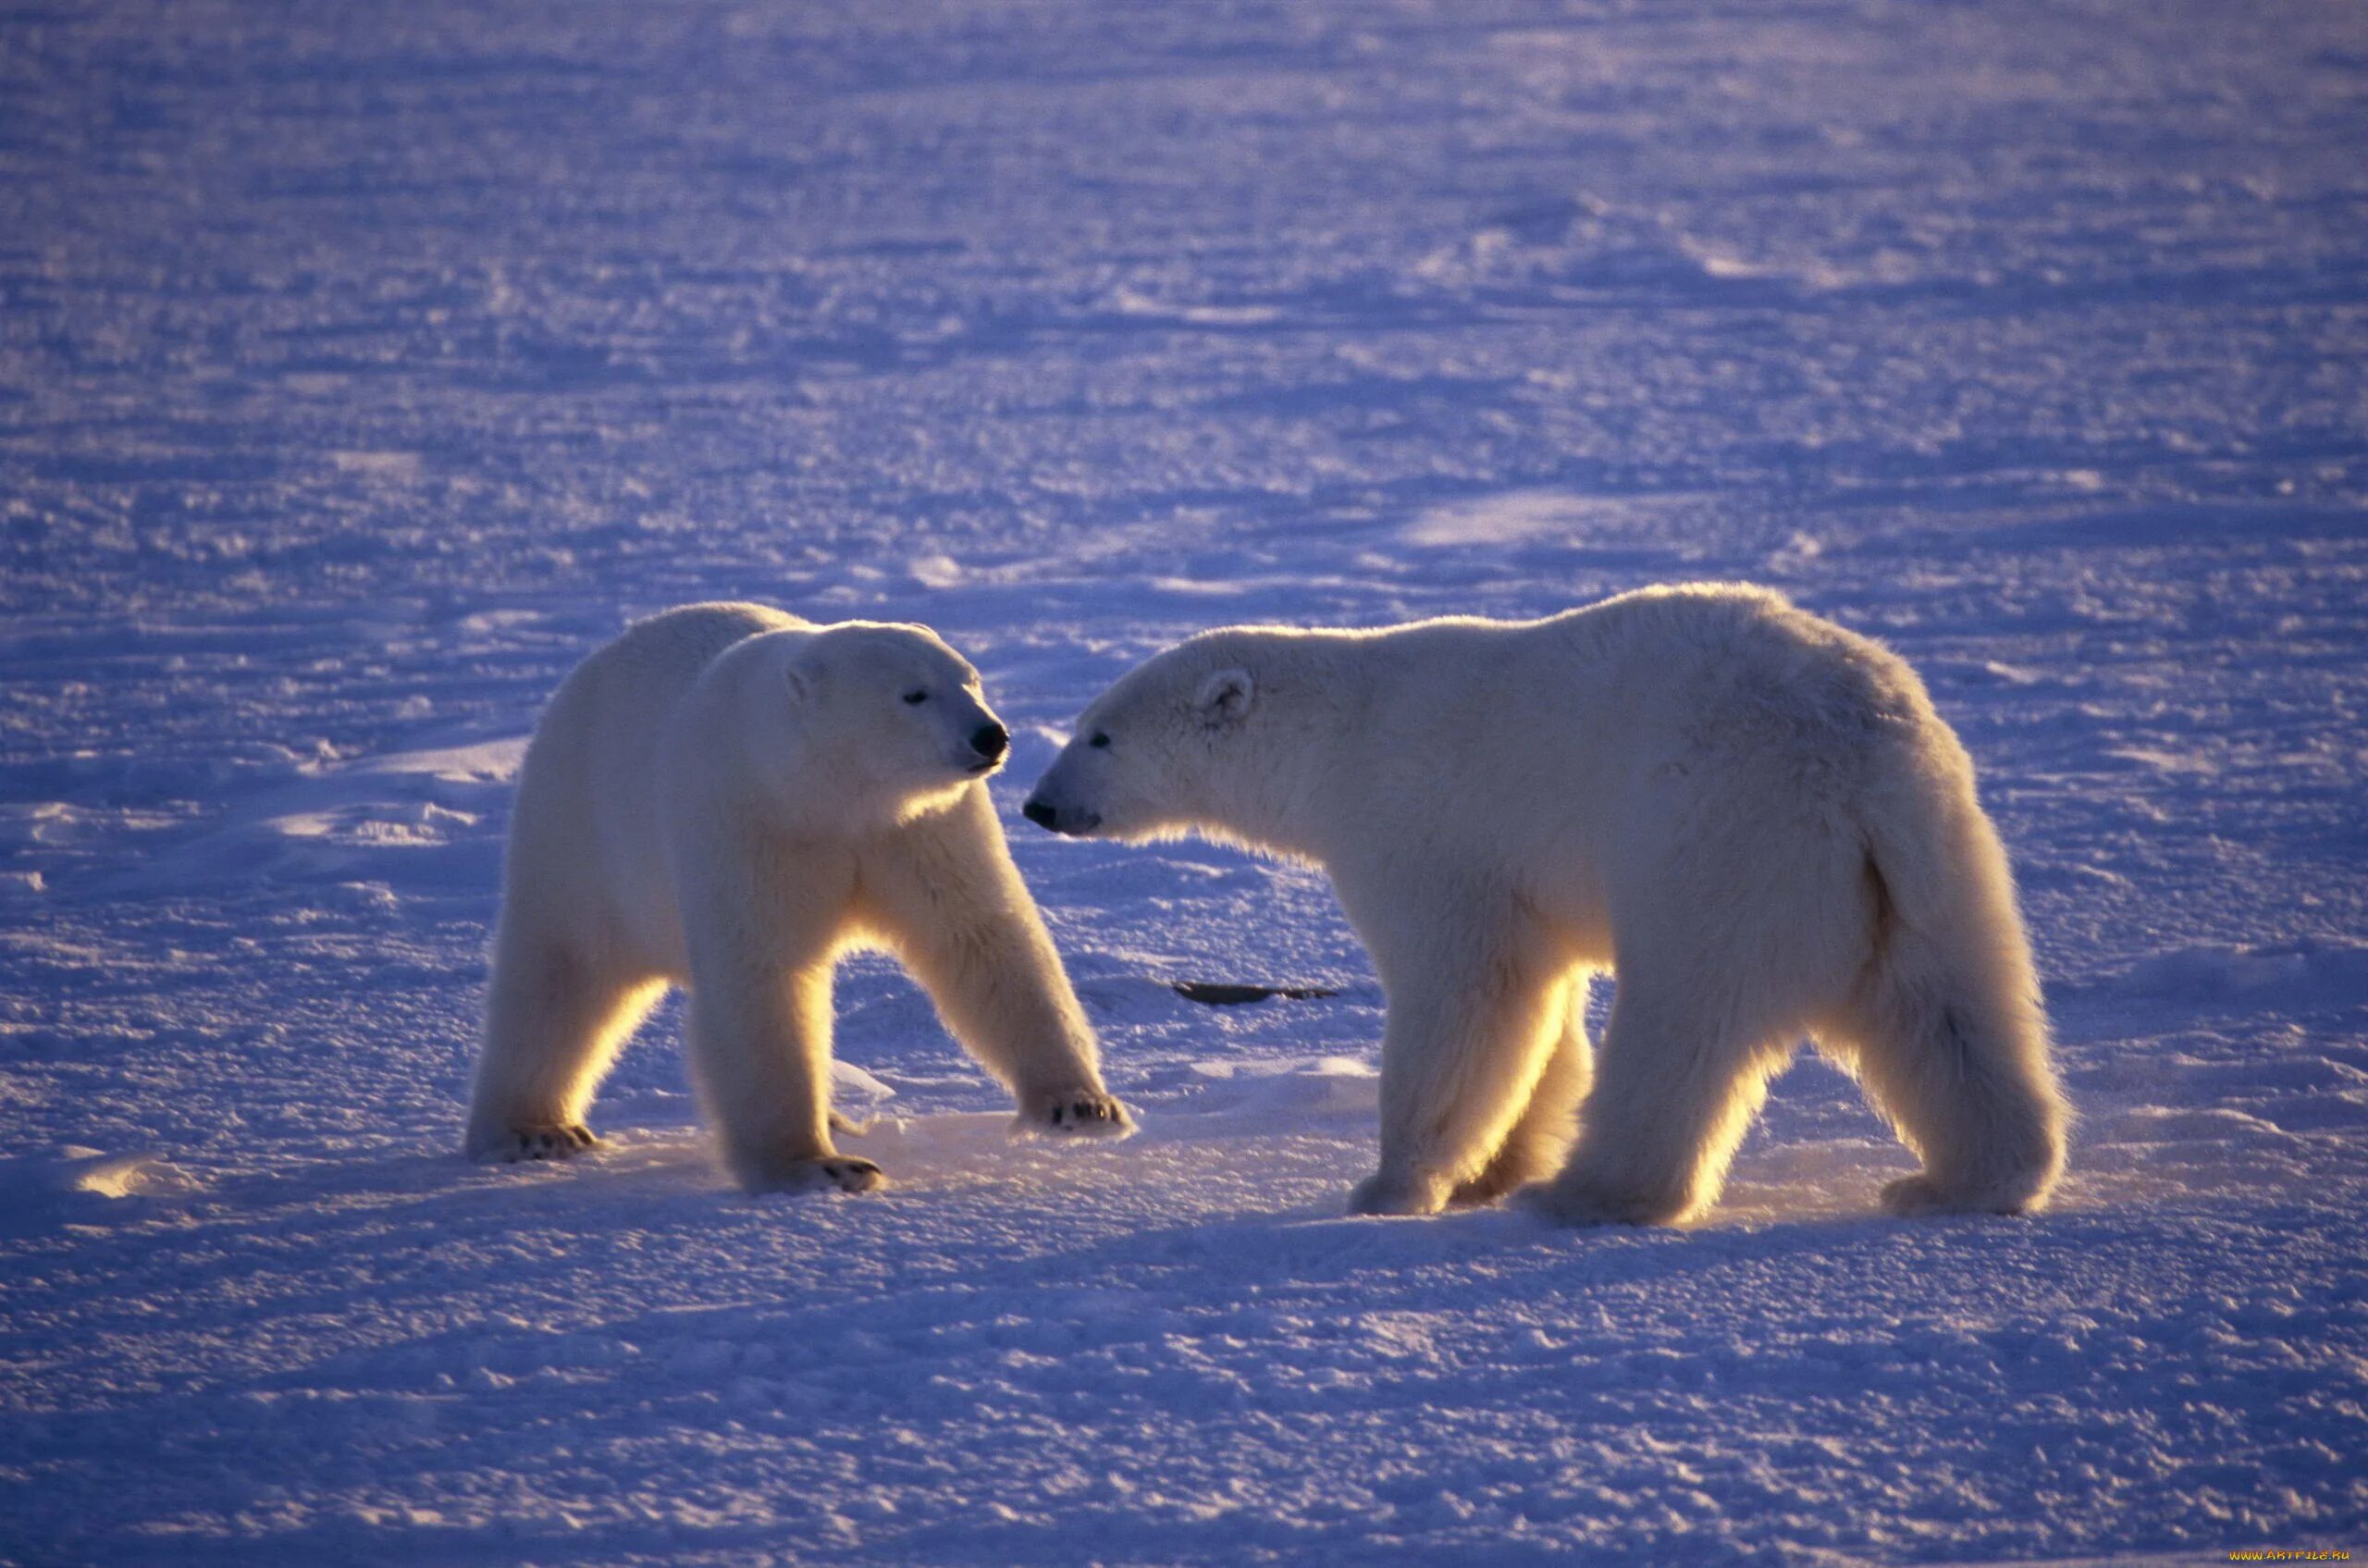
1399 489 1691 549
1685 247 1849 291
2102 746 2218 776
2107 1105 2297 1143
1404 489 1607 546
325 450 424 480
0 1148 204 1237
832 1059 897 1117
343 736 527 784
1184 1055 1381 1119
114 736 526 894
908 553 964 588
1106 288 1279 327
2092 940 2368 1010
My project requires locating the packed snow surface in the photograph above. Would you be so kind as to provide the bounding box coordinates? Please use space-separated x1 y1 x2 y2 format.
3 1 2365 1563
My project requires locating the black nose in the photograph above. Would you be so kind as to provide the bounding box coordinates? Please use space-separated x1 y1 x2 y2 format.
1022 798 1057 830
970 722 1008 760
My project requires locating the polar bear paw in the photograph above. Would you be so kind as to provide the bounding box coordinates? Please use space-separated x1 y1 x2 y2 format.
487 1123 599 1163
1015 1088 1136 1141
1448 1146 1557 1209
1347 1170 1449 1217
1880 1172 2029 1217
750 1155 886 1196
1513 1179 1683 1228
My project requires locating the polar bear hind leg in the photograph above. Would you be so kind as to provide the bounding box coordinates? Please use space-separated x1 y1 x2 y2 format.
1830 984 2059 1216
467 925 663 1161
1804 736 2070 1216
1521 959 1799 1228
1817 884 2066 1216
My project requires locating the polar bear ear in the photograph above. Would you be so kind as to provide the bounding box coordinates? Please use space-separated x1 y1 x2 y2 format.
1194 667 1254 725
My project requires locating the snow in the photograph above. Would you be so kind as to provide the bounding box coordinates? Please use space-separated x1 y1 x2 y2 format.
3 0 2364 1562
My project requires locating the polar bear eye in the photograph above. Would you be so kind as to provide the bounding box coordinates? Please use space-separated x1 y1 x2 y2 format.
1089 731 1111 748
902 690 929 705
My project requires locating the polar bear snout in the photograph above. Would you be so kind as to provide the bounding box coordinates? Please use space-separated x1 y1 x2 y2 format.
968 722 1009 766
1023 746 1109 834
1022 796 1101 835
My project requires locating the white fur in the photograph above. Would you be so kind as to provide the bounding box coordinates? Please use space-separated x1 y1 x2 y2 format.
1027 583 2067 1225
467 602 1130 1193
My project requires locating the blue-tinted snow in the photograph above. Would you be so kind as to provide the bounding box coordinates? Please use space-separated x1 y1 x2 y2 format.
2 1 2363 1563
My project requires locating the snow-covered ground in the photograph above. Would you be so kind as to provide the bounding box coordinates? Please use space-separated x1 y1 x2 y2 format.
4 1 2365 1562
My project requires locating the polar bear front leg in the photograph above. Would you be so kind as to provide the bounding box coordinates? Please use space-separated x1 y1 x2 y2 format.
1449 973 1595 1207
1348 895 1566 1217
859 788 1133 1139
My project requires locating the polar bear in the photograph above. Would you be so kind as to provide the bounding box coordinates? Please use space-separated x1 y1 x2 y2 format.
1024 584 2066 1226
466 602 1132 1193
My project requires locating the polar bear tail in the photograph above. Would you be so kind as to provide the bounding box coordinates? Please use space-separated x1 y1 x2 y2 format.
1838 738 2070 1216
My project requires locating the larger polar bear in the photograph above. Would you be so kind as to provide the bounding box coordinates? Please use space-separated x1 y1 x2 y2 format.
467 602 1131 1193
1024 584 2066 1225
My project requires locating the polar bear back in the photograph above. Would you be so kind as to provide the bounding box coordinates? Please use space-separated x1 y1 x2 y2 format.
1278 586 1927 836
504 602 812 972
1115 583 1955 942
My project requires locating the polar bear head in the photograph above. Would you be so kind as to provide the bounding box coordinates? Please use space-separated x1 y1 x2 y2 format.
738 623 1009 824
1024 628 1313 848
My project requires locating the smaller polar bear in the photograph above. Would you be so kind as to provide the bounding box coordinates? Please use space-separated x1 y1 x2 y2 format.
467 603 1131 1193
1025 584 2066 1226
